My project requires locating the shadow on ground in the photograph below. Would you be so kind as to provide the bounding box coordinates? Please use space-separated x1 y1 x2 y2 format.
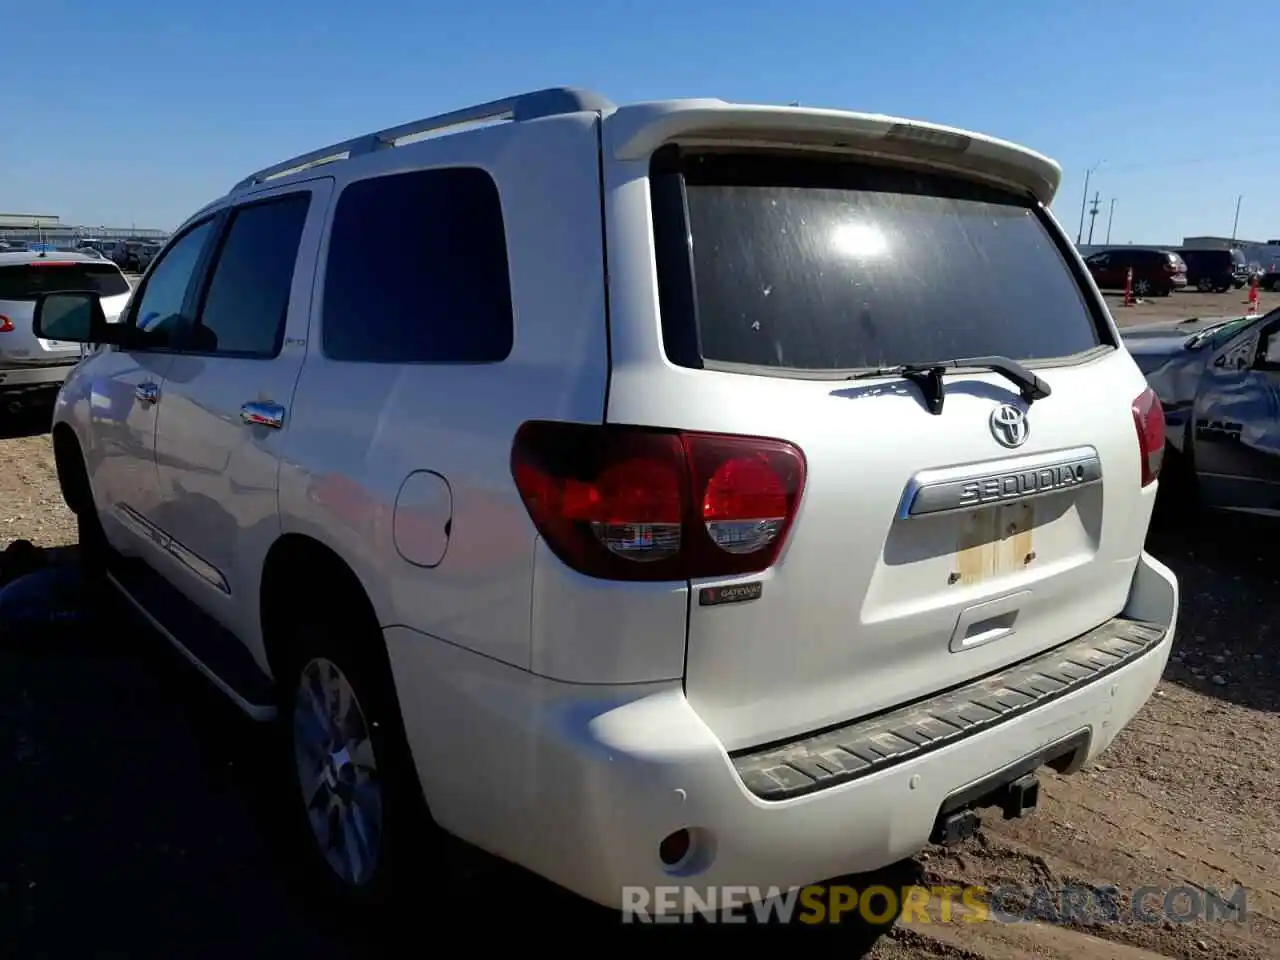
3 496 1272 953
1146 504 1280 713
0 544 900 953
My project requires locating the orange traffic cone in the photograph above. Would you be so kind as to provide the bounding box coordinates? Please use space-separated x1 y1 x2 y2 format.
1246 277 1259 315
1121 267 1135 307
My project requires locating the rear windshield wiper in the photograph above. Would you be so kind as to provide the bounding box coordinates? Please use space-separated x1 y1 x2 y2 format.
850 356 1051 416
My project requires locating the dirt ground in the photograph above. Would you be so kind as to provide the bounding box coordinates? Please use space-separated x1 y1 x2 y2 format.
2 292 1278 958
1104 287 1279 328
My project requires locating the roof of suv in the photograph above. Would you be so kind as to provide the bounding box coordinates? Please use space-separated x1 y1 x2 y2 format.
224 86 1063 207
0 249 119 267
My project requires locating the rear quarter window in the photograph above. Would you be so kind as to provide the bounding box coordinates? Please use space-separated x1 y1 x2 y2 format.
651 151 1108 374
321 166 514 364
0 262 130 300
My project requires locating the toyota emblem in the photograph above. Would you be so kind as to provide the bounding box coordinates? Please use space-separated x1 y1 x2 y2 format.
989 403 1029 448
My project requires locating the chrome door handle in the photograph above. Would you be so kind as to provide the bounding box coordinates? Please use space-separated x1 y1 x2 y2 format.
135 382 159 404
240 401 285 429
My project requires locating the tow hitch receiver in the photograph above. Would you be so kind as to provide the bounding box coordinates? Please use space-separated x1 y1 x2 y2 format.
1001 773 1040 820
928 733 1083 848
930 771 1044 846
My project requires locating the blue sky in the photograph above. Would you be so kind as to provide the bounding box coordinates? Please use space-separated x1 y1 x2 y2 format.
4 0 1278 244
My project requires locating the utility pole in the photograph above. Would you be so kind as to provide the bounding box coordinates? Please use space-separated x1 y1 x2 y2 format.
1076 161 1103 245
1105 198 1117 245
1231 195 1242 243
1086 192 1101 245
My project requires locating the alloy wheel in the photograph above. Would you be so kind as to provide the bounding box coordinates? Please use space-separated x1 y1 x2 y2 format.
292 657 383 888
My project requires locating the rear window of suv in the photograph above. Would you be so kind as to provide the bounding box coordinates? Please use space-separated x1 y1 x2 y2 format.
651 151 1109 374
0 261 130 300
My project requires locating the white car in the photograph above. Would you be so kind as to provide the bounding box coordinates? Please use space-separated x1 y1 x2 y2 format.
0 251 130 412
37 87 1178 913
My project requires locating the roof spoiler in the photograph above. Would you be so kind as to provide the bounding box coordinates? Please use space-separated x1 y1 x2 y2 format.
606 101 1062 205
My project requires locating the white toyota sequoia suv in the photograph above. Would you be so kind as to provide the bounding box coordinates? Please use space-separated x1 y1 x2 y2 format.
38 87 1178 912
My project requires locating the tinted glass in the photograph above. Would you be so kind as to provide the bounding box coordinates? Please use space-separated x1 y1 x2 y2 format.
195 194 310 356
0 262 130 300
655 153 1102 372
129 219 215 349
322 167 513 363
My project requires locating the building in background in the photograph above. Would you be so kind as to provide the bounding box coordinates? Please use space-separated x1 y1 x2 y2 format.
0 212 167 247
1182 236 1280 270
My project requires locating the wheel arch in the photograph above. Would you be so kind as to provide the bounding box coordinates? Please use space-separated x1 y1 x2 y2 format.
258 533 388 685
50 421 87 514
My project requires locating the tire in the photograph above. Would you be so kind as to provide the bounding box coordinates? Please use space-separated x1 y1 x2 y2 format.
1134 278 1153 298
274 598 436 911
1154 420 1204 524
1270 279 1280 294
1155 445 1196 512
1197 277 1214 293
56 437 114 591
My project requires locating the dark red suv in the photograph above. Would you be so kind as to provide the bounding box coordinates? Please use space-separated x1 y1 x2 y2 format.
1083 247 1187 297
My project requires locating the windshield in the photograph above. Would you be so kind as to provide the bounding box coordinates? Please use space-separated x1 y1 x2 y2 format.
651 151 1107 373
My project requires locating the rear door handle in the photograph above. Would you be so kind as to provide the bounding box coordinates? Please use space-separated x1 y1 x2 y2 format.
240 401 285 429
135 382 159 404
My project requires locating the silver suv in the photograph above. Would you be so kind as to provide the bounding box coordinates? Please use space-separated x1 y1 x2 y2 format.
0 250 130 411
37 87 1178 915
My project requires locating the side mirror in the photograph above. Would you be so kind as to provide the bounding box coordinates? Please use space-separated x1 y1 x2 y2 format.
31 291 118 345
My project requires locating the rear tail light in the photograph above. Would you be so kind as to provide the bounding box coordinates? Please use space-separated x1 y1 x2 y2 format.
0 316 12 333
1132 387 1165 487
511 421 806 581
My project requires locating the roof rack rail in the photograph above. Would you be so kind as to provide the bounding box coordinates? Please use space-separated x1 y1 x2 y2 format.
229 86 614 194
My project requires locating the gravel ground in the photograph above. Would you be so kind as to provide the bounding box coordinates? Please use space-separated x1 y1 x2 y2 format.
2 292 1278 957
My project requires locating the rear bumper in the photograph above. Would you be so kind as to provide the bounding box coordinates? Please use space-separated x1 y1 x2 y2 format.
0 362 75 390
387 552 1177 912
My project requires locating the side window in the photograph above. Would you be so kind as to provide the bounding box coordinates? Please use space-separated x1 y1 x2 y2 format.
128 219 216 350
192 193 311 357
322 167 513 363
1256 324 1280 369
1087 254 1108 266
